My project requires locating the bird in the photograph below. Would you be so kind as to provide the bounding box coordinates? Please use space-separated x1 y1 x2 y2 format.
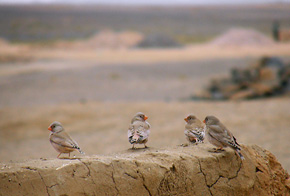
48 121 84 158
203 116 244 160
184 114 205 144
128 112 151 149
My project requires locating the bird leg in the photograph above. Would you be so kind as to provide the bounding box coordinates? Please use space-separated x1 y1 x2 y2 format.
144 144 148 148
132 144 135 149
181 143 189 147
68 152 70 157
57 153 62 158
235 150 245 160
213 147 224 152
217 147 223 151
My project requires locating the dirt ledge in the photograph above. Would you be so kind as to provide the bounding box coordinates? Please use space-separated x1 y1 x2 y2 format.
0 144 289 196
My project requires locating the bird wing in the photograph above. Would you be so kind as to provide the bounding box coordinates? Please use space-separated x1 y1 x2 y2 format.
208 125 240 150
50 131 80 150
186 128 204 141
208 125 232 142
138 126 150 141
233 136 240 147
128 125 135 138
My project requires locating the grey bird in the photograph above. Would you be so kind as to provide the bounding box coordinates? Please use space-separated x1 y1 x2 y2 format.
184 114 205 144
203 116 244 160
128 112 151 149
48 121 84 158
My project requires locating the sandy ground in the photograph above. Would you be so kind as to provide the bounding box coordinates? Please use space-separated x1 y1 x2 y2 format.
0 58 255 107
0 45 289 172
2 43 290 65
33 44 290 64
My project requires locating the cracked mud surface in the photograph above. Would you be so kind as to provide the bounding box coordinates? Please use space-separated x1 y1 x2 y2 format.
0 144 289 196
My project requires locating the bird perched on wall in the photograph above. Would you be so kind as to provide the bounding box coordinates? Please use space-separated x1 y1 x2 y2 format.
48 121 84 158
184 114 205 144
128 112 151 149
203 116 244 160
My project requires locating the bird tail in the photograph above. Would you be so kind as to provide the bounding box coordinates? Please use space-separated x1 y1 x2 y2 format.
131 133 140 143
236 149 244 160
197 131 205 143
233 136 241 147
76 147 85 155
129 137 136 144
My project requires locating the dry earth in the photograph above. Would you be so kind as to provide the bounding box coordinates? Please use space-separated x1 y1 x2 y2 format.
1 144 289 195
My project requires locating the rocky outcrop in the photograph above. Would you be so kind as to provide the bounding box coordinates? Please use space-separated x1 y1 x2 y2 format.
195 57 290 100
0 144 289 196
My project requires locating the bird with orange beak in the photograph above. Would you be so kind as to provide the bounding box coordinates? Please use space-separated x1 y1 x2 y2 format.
48 121 84 158
184 114 205 144
128 112 151 149
203 116 244 160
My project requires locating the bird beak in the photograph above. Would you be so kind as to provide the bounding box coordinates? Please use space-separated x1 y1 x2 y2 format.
144 115 148 120
203 120 206 123
48 126 52 131
184 118 188 122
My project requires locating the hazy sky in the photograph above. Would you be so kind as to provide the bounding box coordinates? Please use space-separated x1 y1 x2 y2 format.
0 0 289 5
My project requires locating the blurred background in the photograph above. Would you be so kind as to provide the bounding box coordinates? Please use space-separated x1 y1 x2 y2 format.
0 0 289 172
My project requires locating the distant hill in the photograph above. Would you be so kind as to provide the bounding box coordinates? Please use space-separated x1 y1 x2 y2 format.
0 4 289 42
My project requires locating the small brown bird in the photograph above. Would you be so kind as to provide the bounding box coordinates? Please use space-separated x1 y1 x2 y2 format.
204 116 244 160
128 112 151 149
184 114 205 144
48 121 84 158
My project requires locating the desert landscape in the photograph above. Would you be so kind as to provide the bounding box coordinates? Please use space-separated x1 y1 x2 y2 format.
0 3 290 191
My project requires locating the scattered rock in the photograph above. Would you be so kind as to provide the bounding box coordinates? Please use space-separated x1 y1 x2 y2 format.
195 56 290 100
0 145 289 195
279 29 290 42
